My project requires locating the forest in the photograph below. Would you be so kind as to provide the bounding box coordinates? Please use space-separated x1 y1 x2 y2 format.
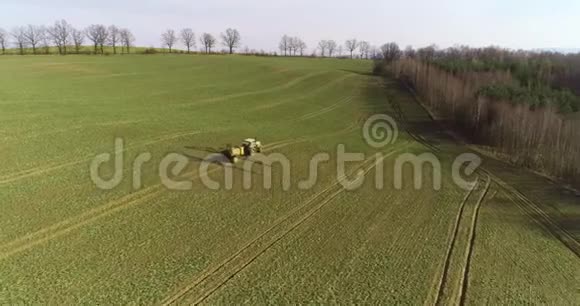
376 45 580 188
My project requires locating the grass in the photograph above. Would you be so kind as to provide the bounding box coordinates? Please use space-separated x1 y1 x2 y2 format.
0 54 578 304
466 189 579 304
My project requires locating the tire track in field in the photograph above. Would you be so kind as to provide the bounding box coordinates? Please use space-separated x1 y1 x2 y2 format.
479 168 580 258
0 168 210 261
430 178 480 306
0 130 203 185
401 84 579 257
0 119 367 259
432 175 491 306
312 120 361 139
397 77 578 255
259 119 361 152
252 73 356 111
161 146 408 305
457 176 491 306
159 178 353 306
18 119 145 140
1 119 145 142
380 79 441 153
181 71 328 106
509 195 580 258
0 167 219 259
297 96 354 121
0 129 201 182
0 137 316 261
192 150 404 304
161 156 380 305
261 137 309 151
0 188 164 261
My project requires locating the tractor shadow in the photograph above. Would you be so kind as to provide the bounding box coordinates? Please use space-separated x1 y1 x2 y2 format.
184 145 223 154
182 147 262 175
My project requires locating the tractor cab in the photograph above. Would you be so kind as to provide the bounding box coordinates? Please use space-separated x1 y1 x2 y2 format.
224 138 263 163
242 138 262 154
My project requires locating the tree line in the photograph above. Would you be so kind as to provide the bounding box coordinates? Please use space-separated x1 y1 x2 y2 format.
312 38 403 60
375 44 580 188
160 28 241 54
0 21 403 59
0 20 244 55
374 44 580 112
0 20 135 55
279 36 379 59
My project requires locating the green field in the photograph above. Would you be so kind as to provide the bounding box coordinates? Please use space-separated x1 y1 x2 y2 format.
0 54 578 304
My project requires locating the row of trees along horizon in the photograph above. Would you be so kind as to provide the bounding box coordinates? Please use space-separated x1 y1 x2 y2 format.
1 19 404 59
375 44 580 188
0 20 239 55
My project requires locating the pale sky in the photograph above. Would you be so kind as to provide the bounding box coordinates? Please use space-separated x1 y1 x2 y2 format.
1 0 579 52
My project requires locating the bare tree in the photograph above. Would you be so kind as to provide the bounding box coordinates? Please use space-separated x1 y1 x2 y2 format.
119 28 135 54
12 27 27 55
359 41 370 59
161 29 177 53
337 45 344 57
98 27 108 53
23 25 44 54
48 20 72 55
221 28 241 54
297 39 307 56
289 37 305 56
46 25 62 54
381 42 401 62
0 28 7 54
327 40 337 57
107 25 120 54
288 36 297 56
40 31 50 54
318 40 328 57
345 39 358 58
200 33 216 53
404 45 416 59
85 24 108 54
180 28 195 53
71 27 84 54
417 45 436 61
370 46 381 59
86 25 99 53
279 35 290 56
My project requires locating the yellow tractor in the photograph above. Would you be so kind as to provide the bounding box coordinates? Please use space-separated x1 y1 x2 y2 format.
224 138 262 163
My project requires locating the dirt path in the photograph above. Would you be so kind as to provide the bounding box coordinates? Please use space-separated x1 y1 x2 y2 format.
427 179 479 306
432 176 491 306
